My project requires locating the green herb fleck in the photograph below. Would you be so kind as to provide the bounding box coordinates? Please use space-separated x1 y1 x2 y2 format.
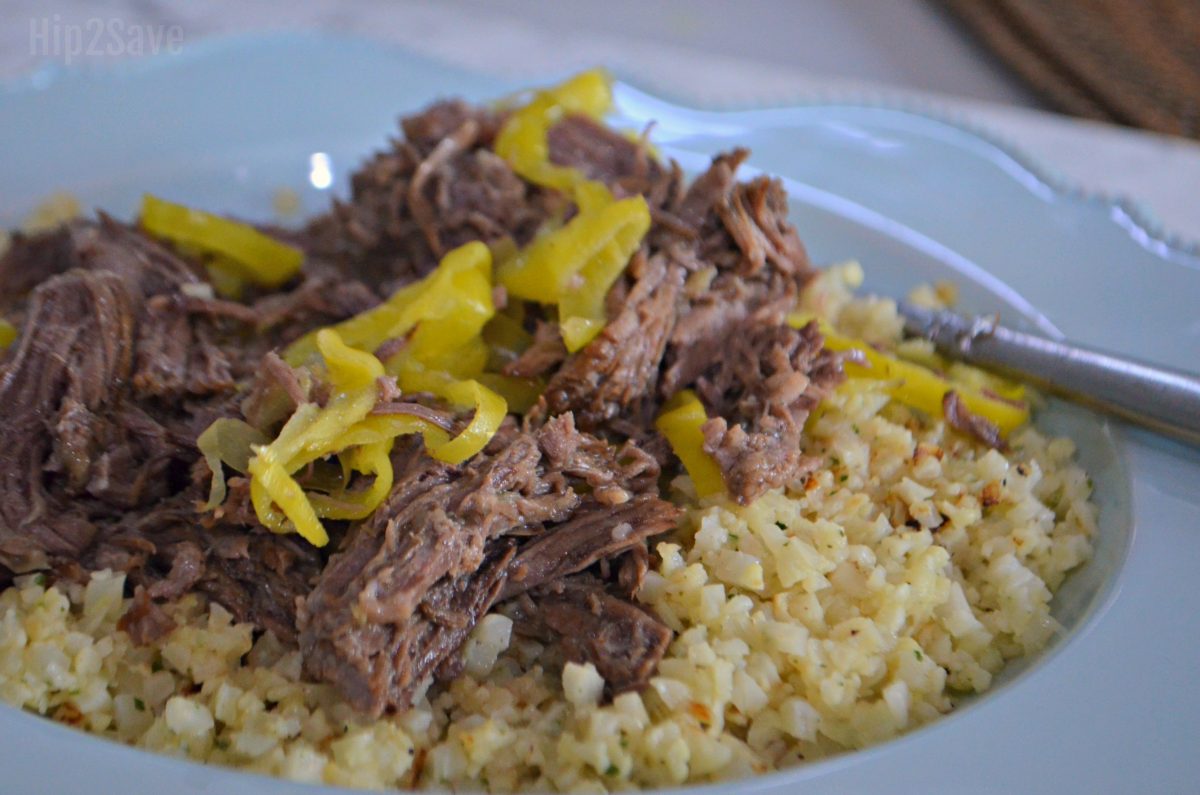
151 659 163 673
134 698 145 712
851 424 860 434
839 474 848 482
775 521 787 530
1086 477 1094 490
620 737 629 749
914 650 924 661
33 573 46 587
605 764 619 776
729 533 739 542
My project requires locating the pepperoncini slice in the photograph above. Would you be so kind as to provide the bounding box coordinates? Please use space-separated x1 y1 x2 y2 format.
431 379 508 464
494 70 650 353
0 317 16 349
482 311 533 365
247 330 382 546
788 313 1029 436
196 418 268 510
140 194 303 289
557 196 651 351
388 359 508 465
893 339 1027 404
499 194 650 352
241 327 507 547
306 439 393 521
284 241 494 367
494 69 612 191
476 373 544 414
203 258 249 300
656 390 726 499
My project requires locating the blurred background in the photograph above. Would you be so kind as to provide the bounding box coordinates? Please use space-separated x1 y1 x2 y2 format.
2 0 1198 236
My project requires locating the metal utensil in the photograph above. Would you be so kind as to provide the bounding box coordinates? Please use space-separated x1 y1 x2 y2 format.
897 301 1200 446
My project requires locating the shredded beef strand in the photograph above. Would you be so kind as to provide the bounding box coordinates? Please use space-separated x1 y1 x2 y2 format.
943 390 1007 450
512 575 672 696
118 586 176 646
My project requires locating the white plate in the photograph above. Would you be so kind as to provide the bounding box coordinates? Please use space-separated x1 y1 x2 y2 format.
1 32 1197 795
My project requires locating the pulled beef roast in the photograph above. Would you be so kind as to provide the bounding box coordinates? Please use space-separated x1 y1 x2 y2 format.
0 218 340 642
0 95 848 716
538 120 844 502
299 417 679 716
942 390 1006 450
510 574 672 696
0 221 221 574
694 319 843 502
537 249 685 430
302 100 564 294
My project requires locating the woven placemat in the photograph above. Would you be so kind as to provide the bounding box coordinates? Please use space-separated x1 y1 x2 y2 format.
936 0 1200 139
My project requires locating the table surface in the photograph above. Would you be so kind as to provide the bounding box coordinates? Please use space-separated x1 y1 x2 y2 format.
2 0 1198 243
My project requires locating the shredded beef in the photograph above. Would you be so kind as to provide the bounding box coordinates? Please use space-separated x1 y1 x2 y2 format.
537 250 685 430
0 218 341 639
75 487 321 645
0 219 247 573
511 575 672 695
547 114 665 197
503 320 567 379
0 269 138 572
299 418 678 715
500 496 679 599
118 586 176 646
302 102 562 293
693 320 843 503
536 123 844 498
943 390 1006 450
0 225 82 315
248 273 379 348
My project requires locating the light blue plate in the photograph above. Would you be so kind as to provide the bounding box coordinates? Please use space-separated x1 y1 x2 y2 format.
1 32 1197 795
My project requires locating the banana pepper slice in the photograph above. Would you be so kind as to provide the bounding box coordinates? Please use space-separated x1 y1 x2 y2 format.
244 329 507 547
285 241 494 367
499 194 650 352
788 313 1029 436
494 69 612 191
656 390 726 498
0 318 16 349
140 194 303 289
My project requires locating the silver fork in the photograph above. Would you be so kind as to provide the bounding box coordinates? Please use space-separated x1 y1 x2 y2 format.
897 302 1200 446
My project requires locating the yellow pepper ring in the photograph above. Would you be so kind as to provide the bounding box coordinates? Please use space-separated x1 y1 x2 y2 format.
787 313 1030 436
656 390 726 498
140 194 303 288
494 70 652 354
242 326 509 547
284 241 494 368
0 318 16 349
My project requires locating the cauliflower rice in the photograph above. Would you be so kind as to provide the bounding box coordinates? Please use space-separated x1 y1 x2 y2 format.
0 267 1098 791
